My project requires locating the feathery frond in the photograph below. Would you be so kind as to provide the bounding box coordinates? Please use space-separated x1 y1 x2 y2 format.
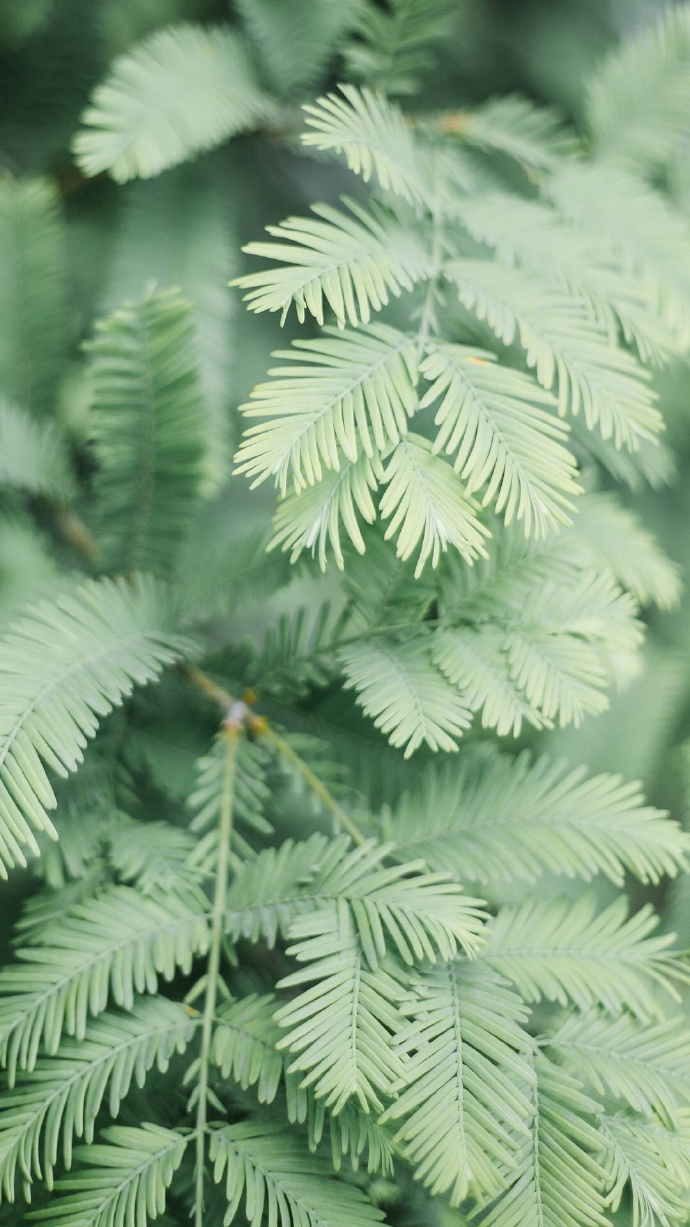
381 962 535 1204
379 434 490 575
0 175 66 414
599 1111 690 1227
431 624 548 738
210 994 284 1104
294 834 487 964
450 95 577 172
87 287 207 574
0 885 208 1080
30 1123 186 1227
546 164 690 354
447 258 662 449
547 1010 690 1123
0 999 195 1197
569 492 682 610
302 85 427 204
385 749 689 887
269 453 380 569
481 895 687 1018
343 0 457 97
275 905 406 1113
236 0 363 97
104 164 237 490
478 1056 610 1227
453 189 685 364
73 24 275 182
236 324 418 495
0 399 74 500
223 835 331 946
419 343 579 536
235 198 430 327
339 637 473 755
0 575 194 878
209 1120 384 1227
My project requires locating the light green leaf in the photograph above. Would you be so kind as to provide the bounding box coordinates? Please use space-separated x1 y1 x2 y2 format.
420 343 579 536
339 637 473 756
235 198 430 327
73 24 275 182
379 433 489 575
235 323 418 494
210 1119 384 1227
0 575 195 877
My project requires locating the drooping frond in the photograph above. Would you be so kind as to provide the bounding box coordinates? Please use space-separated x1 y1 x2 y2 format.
569 492 682 610
223 835 330 946
236 0 363 96
547 1010 690 1123
294 834 487 964
302 85 427 205
379 433 490 574
448 95 577 172
546 164 690 353
343 0 458 96
209 1120 384 1227
0 885 208 1080
210 994 284 1105
30 1123 186 1227
419 343 579 536
0 574 194 878
235 198 430 327
87 287 207 574
384 749 689 887
268 453 380 569
447 258 662 449
454 190 685 364
381 962 535 1204
275 906 406 1113
500 571 641 726
319 1099 397 1176
235 324 418 494
599 1111 690 1227
73 24 275 182
339 637 473 755
0 999 195 1197
481 895 687 1018
431 624 549 738
0 175 66 414
0 400 74 500
478 1056 609 1227
585 6 690 175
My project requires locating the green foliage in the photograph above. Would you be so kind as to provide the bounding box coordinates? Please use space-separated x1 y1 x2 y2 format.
2 4 690 1227
72 24 275 182
87 286 207 573
0 176 67 414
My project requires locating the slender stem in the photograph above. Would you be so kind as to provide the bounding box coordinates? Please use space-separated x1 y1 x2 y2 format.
261 724 367 847
193 728 239 1227
50 502 99 562
178 663 235 714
